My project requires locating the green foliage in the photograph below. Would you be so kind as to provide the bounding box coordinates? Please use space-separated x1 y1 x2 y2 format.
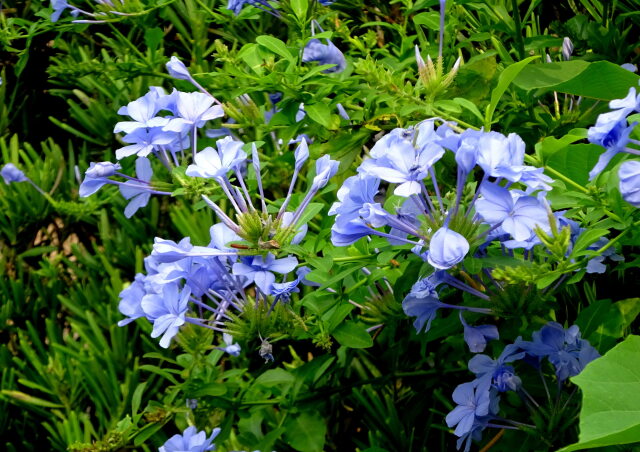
560 335 640 451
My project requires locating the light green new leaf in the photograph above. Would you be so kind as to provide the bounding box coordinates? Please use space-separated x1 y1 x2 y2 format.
558 335 640 451
291 0 308 20
256 35 295 62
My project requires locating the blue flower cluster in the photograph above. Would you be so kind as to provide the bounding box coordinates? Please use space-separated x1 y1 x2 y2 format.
447 322 600 451
587 83 640 182
329 120 557 335
329 119 624 348
99 57 339 350
586 83 640 207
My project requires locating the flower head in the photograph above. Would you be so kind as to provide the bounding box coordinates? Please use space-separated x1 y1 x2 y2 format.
1 163 27 184
302 39 346 73
159 426 220 452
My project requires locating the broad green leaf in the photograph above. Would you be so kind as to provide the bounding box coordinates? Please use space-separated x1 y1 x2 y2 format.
190 383 227 397
514 61 640 100
534 131 586 163
284 412 327 452
484 56 539 129
558 335 640 451
577 299 640 353
412 11 440 30
144 27 164 52
255 368 295 387
332 321 373 348
550 61 640 101
304 103 333 129
513 60 590 91
453 97 484 123
256 35 294 62
547 143 602 186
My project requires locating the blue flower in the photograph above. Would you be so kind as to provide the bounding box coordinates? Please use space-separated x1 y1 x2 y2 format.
587 87 639 180
117 274 148 327
468 343 525 392
116 127 182 160
141 283 191 348
476 132 526 182
359 134 444 197
119 157 154 218
619 160 640 207
79 162 121 197
330 217 373 246
427 227 469 269
50 0 78 22
460 313 499 353
219 333 241 356
85 161 120 178
232 254 298 294
475 183 549 241
402 273 446 333
164 92 225 133
1 163 27 184
159 426 220 452
186 137 247 180
445 382 492 437
114 89 170 135
328 174 379 221
302 39 346 73
519 322 600 382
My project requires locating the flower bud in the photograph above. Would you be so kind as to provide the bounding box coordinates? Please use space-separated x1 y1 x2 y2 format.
166 56 192 81
427 227 469 269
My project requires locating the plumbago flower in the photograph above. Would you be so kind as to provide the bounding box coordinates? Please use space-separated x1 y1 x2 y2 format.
447 323 599 451
330 118 564 335
79 57 224 217
159 426 220 452
587 83 640 181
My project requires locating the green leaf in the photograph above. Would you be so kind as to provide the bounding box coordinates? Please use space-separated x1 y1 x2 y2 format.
544 62 639 101
294 202 324 228
577 299 640 353
256 35 294 62
571 228 609 257
284 412 327 452
513 60 590 91
1 390 64 408
190 383 227 397
547 143 602 186
291 0 308 20
144 28 164 52
534 131 586 163
484 56 539 129
131 382 146 416
412 11 440 30
332 321 373 348
558 335 640 451
254 368 295 387
304 103 333 129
